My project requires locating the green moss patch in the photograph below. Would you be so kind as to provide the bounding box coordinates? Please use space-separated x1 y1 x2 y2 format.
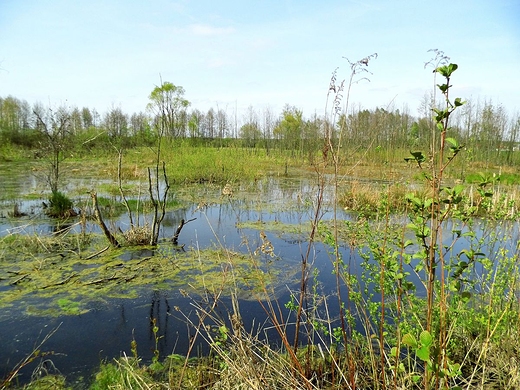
56 298 88 315
237 220 310 237
0 234 297 318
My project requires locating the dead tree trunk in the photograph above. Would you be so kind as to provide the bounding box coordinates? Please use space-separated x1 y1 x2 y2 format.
148 161 170 245
172 218 196 245
91 191 120 248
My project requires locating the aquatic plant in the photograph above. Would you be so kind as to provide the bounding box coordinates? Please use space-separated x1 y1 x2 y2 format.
46 191 76 219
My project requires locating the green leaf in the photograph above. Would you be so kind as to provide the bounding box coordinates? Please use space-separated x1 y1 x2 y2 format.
390 346 398 357
405 194 422 208
461 291 472 301
446 137 458 148
457 260 469 269
433 108 448 122
453 184 465 196
437 83 449 93
436 65 449 78
454 97 465 107
462 231 476 238
409 150 426 163
436 63 458 78
402 333 418 348
420 330 433 347
416 345 430 361
449 280 461 292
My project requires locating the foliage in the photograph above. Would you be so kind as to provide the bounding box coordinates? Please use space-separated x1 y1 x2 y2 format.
46 191 75 218
90 358 151 390
147 81 190 138
239 121 262 147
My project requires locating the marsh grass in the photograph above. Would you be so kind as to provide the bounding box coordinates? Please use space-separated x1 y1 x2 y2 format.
122 225 153 246
340 181 414 217
237 220 310 237
75 215 520 389
4 116 520 388
339 180 520 220
104 141 290 184
20 375 70 390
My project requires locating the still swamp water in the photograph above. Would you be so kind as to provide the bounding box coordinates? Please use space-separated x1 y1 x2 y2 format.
0 165 349 384
0 163 518 385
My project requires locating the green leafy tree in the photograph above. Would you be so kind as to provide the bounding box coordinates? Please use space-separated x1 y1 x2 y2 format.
0 96 36 147
129 111 149 135
471 102 508 163
506 115 520 165
240 106 261 148
147 81 190 138
187 109 203 139
216 108 229 139
203 108 215 138
69 107 83 134
145 80 188 244
261 107 276 155
273 105 304 153
81 107 94 129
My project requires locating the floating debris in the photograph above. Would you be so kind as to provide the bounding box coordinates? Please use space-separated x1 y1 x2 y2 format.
222 183 233 197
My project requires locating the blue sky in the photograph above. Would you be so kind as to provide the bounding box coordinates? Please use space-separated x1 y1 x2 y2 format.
1 0 519 120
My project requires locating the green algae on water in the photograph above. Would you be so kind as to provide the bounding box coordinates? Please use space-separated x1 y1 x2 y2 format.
0 234 297 317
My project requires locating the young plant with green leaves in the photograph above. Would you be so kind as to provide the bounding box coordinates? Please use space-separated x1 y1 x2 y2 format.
403 60 468 390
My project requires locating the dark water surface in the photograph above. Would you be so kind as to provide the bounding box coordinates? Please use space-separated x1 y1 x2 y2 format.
1 168 518 386
0 172 346 385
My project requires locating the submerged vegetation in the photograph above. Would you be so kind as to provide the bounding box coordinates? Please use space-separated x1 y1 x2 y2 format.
0 233 292 318
1 51 520 389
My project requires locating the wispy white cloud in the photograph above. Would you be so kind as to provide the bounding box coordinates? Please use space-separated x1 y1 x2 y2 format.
188 23 235 36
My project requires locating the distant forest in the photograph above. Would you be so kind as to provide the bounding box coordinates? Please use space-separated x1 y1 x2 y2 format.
1 86 519 166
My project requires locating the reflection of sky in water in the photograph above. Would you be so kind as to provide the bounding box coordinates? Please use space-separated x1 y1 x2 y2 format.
1 172 520 385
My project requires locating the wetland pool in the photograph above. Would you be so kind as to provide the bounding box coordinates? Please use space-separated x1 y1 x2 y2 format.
0 173 351 385
0 169 518 386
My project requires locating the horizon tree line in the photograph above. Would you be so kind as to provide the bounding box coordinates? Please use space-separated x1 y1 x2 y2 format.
0 86 519 165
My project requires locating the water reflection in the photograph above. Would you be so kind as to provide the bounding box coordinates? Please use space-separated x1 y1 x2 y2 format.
149 290 172 352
